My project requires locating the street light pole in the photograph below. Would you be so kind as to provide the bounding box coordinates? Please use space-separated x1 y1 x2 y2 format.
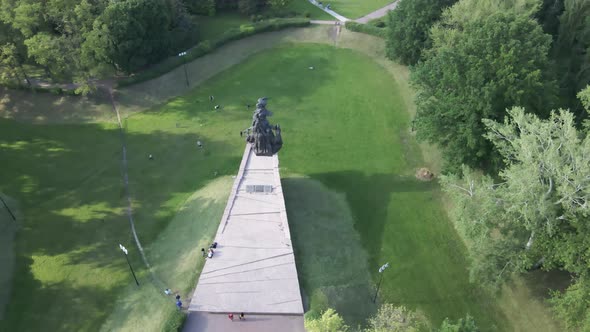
0 195 16 221
178 51 189 87
372 262 390 303
119 244 139 286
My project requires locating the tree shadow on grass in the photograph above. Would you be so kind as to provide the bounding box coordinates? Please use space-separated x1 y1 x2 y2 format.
0 118 243 331
283 176 376 327
286 171 511 330
0 87 114 123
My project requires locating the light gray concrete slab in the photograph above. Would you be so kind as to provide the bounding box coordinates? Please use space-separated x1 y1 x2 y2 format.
184 312 305 332
189 145 304 315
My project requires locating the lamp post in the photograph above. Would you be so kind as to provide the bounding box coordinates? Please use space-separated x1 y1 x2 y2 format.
0 195 16 221
372 262 390 303
119 244 139 286
178 51 189 87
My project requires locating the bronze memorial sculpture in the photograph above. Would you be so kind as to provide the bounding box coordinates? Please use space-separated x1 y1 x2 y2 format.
242 97 283 156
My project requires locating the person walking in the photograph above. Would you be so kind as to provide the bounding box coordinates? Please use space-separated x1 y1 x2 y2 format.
228 313 234 321
176 299 182 310
239 313 245 320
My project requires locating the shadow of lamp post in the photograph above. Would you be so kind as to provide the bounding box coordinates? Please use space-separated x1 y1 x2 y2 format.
372 262 390 303
119 244 140 286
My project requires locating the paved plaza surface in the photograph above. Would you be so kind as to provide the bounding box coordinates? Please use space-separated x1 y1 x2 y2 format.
184 312 305 332
188 144 304 330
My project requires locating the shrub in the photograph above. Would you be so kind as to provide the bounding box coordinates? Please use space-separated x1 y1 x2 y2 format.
344 21 387 38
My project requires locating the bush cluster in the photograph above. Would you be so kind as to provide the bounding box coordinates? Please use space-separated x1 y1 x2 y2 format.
344 21 387 38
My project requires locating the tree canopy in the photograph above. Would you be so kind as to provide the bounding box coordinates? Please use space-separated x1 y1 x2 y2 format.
441 86 590 328
411 5 556 171
385 0 457 65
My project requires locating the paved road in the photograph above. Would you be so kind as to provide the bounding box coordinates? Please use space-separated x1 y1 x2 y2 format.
310 20 339 25
307 0 350 21
356 0 400 23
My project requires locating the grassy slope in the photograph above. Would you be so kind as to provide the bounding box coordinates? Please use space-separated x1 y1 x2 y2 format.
99 177 233 332
328 0 395 19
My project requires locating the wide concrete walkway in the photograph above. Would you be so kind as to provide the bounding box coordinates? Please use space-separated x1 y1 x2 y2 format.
186 144 304 331
184 313 304 332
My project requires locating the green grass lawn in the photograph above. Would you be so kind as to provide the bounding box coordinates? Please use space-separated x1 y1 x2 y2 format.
197 5 331 42
0 40 561 331
327 0 395 19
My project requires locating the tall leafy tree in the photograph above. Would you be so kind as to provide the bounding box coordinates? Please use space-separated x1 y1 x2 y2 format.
0 42 29 85
412 4 557 171
83 0 173 73
552 0 590 118
365 304 427 332
304 308 349 332
385 0 457 65
441 86 590 299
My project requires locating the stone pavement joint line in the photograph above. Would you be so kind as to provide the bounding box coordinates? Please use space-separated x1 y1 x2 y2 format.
189 144 304 315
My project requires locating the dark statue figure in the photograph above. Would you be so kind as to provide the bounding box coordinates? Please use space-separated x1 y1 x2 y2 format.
243 97 282 156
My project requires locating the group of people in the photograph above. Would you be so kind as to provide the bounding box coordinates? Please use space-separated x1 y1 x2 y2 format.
164 288 183 310
201 242 218 259
228 313 245 321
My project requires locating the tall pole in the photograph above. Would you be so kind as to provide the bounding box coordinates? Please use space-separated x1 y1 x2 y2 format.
0 195 16 221
373 262 390 303
178 51 189 87
120 244 139 286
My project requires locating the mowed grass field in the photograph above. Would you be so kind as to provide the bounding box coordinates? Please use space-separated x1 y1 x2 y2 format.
0 41 560 331
327 0 394 19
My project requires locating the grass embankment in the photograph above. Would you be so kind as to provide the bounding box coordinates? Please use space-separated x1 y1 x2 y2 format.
327 0 394 19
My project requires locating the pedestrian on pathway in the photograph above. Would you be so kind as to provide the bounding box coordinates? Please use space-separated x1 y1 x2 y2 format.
228 313 234 321
176 299 182 310
164 288 172 295
239 312 245 320
175 294 181 301
209 95 214 102
207 248 214 258
201 248 206 257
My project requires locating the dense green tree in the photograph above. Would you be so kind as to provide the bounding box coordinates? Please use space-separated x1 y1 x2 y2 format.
412 6 556 171
304 308 349 332
385 0 457 65
185 0 216 15
442 86 590 301
0 42 29 85
552 0 590 118
365 304 426 332
536 0 564 38
83 0 175 73
238 0 260 15
549 278 590 330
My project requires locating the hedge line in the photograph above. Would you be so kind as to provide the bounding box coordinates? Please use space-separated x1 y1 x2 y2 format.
344 21 387 39
116 18 310 88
